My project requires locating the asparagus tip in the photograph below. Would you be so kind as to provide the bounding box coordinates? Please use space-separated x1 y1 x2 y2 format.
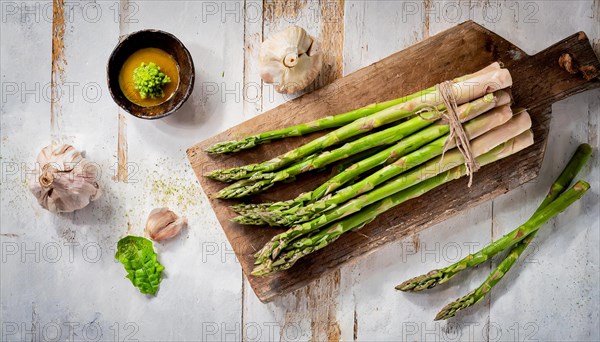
396 270 443 292
434 310 452 321
251 262 273 276
231 215 267 226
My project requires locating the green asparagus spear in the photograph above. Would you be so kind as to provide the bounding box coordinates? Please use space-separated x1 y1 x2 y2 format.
206 68 512 182
254 118 531 265
205 63 503 154
230 202 271 215
217 115 436 198
251 131 534 276
331 145 392 176
205 89 435 154
534 144 593 213
218 92 509 199
434 143 593 320
434 241 531 320
396 180 591 293
233 101 511 224
261 164 588 278
206 102 434 182
253 108 522 228
231 93 511 218
229 145 392 216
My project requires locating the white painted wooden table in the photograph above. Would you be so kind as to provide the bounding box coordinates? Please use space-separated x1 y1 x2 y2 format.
1 1 598 341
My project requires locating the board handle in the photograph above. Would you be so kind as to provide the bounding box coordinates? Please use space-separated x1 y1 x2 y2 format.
511 31 600 111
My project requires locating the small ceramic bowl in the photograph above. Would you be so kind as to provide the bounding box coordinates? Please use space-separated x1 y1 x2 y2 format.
107 29 195 119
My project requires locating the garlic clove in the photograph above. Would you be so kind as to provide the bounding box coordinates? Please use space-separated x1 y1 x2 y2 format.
29 144 101 213
259 26 323 94
145 208 187 242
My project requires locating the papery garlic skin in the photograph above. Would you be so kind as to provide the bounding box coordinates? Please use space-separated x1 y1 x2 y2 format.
29 144 101 213
145 208 187 242
259 26 323 94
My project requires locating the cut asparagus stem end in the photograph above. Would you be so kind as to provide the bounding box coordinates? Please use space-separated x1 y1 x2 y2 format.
422 112 531 177
449 105 513 149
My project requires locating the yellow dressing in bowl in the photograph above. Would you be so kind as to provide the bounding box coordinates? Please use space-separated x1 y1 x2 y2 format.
119 48 180 107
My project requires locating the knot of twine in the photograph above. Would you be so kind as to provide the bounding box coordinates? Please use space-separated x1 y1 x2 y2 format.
437 81 480 187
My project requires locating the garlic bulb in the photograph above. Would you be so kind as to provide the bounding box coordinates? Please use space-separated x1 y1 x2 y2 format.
145 208 187 242
29 144 101 213
259 26 323 94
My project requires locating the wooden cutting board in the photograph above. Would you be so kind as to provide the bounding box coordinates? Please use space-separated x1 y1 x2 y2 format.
187 21 600 303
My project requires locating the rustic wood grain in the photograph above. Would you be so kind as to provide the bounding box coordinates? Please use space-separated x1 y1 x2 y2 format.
186 21 600 302
115 111 128 182
115 0 132 183
50 0 66 144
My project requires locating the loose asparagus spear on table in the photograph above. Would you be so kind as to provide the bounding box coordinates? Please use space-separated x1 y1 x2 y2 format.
204 63 503 155
397 144 592 292
251 131 535 276
432 143 593 320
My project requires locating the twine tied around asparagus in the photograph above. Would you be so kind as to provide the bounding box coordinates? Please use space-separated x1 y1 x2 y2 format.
437 80 480 187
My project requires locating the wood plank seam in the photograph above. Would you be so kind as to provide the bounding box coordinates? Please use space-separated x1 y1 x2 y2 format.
116 0 131 183
51 0 66 145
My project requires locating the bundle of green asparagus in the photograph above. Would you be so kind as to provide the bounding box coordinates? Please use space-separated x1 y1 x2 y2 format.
252 122 534 274
396 144 592 320
205 63 502 155
218 92 512 200
206 64 511 182
204 63 541 275
234 105 516 226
